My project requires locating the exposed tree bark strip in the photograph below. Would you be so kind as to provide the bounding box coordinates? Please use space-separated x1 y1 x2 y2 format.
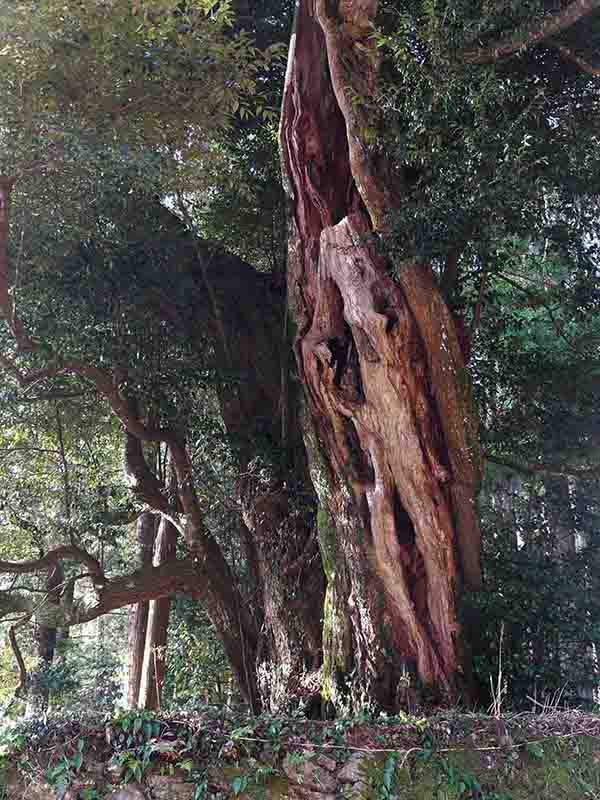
392 259 483 589
315 217 460 684
314 0 482 590
314 0 400 231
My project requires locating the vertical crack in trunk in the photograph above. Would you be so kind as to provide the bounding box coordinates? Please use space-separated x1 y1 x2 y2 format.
281 0 482 701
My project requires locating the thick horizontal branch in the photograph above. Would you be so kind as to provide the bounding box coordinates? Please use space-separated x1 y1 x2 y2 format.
0 545 104 583
463 0 600 64
0 557 205 629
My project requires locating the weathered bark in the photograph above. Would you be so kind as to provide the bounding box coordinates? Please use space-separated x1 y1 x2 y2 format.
138 516 177 710
239 466 324 709
209 263 325 707
280 0 482 705
127 513 157 708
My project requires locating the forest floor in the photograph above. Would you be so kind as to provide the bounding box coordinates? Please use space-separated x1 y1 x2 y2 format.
1 706 600 798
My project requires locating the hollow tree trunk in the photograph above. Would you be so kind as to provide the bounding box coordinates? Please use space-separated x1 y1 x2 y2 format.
127 512 157 708
137 515 177 710
279 0 482 707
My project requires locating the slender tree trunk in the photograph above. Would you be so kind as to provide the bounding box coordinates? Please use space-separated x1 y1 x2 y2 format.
127 513 157 708
279 0 482 707
137 516 177 710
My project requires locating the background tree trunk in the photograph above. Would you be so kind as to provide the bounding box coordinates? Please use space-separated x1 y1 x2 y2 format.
25 562 63 716
138 516 177 710
127 513 157 708
152 220 326 709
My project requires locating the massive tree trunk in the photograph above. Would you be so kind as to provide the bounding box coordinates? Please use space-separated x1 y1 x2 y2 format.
279 0 483 707
127 513 157 708
138 207 326 709
193 243 325 708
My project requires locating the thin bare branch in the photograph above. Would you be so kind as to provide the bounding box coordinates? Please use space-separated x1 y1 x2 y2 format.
486 452 600 479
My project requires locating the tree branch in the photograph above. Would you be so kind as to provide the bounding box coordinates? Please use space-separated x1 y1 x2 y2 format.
548 42 600 76
0 558 204 629
8 615 30 697
0 545 104 584
124 432 170 514
486 452 600 479
463 0 600 64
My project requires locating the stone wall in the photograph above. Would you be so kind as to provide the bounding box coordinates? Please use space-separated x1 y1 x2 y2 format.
3 746 375 800
3 711 600 799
